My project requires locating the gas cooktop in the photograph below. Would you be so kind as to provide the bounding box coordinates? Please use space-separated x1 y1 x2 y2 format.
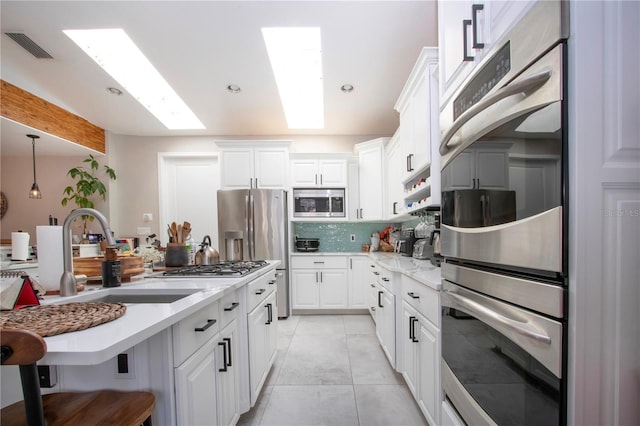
159 260 268 278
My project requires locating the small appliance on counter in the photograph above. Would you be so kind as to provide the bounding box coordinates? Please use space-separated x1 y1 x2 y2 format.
430 213 442 267
412 239 433 260
294 236 319 252
395 228 416 257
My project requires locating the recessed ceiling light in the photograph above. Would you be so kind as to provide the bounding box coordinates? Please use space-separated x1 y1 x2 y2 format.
341 84 354 93
227 84 241 94
64 28 204 130
262 27 324 129
106 87 123 95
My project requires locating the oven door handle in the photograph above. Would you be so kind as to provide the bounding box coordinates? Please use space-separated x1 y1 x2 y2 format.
443 290 552 344
439 69 552 156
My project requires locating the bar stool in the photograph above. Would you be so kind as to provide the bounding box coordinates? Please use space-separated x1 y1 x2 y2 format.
0 328 155 426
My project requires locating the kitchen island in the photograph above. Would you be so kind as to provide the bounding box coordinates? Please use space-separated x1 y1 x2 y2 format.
1 260 280 425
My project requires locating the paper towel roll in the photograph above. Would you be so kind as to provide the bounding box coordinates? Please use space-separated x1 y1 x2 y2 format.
11 232 30 261
36 226 64 292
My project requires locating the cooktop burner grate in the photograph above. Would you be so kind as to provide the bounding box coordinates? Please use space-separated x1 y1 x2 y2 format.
161 260 268 277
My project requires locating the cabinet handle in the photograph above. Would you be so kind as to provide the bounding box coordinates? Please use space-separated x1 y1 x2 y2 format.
315 174 318 185
320 174 323 185
407 292 420 299
370 265 375 268
411 317 420 343
370 283 376 288
249 178 253 188
265 303 273 324
320 272 323 283
476 178 480 188
359 208 363 219
393 202 398 215
382 277 389 282
224 337 232 367
224 302 240 311
409 315 416 340
268 280 276 285
371 306 376 311
378 291 383 308
350 259 353 269
195 319 217 332
255 178 258 187
373 271 380 276
472 4 485 49
463 19 474 62
313 261 325 264
218 340 228 372
407 154 414 172
255 288 266 295
472 178 476 189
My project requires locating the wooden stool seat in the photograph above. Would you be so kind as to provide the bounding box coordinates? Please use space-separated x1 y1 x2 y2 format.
0 328 155 426
1 390 155 426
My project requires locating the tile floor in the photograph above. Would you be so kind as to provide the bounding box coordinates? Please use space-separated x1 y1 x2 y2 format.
238 314 428 426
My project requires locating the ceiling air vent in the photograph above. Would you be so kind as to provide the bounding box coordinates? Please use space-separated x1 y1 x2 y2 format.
5 32 53 59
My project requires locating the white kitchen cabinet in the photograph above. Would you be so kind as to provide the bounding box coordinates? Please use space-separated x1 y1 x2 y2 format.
354 138 388 221
395 48 438 181
438 0 536 106
291 255 349 310
399 274 441 426
441 146 509 190
385 132 405 220
217 321 239 426
217 141 290 189
395 48 441 215
374 282 396 367
290 157 348 187
247 289 277 406
348 256 370 309
174 338 219 426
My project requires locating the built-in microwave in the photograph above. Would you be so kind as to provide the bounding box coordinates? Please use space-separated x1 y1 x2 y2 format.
292 188 345 218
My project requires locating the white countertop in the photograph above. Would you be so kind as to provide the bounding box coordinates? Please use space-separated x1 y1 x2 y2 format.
367 252 442 290
289 251 442 290
37 261 280 366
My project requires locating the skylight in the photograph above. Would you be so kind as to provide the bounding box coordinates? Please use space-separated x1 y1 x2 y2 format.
63 28 204 130
262 27 324 129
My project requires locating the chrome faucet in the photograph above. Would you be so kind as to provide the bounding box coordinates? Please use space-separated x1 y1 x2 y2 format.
60 208 117 296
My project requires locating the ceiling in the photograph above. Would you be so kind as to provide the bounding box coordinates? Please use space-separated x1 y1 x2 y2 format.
0 1 438 156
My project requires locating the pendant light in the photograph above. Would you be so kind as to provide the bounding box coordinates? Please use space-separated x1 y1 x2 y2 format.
27 134 42 199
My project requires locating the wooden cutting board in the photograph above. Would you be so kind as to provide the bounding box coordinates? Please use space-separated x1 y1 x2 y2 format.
73 255 144 282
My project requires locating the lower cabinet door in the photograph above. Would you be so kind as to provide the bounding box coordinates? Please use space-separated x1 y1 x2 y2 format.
175 338 218 425
319 269 348 309
292 269 319 308
217 321 239 426
401 302 419 398
417 316 440 425
248 302 268 405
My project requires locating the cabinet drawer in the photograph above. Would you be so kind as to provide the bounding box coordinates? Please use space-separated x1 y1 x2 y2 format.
219 290 241 328
247 271 277 312
402 275 440 327
173 300 220 367
291 256 348 269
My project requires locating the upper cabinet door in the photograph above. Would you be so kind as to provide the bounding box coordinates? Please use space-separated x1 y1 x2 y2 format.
318 159 347 187
254 148 288 188
290 159 319 187
221 149 255 189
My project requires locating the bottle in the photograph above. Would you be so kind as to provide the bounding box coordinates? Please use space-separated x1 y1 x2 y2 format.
102 246 121 287
186 235 196 265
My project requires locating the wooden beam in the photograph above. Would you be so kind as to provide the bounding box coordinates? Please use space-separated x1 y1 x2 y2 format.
0 80 105 153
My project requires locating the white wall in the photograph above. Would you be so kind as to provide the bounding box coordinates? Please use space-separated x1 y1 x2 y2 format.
108 133 386 240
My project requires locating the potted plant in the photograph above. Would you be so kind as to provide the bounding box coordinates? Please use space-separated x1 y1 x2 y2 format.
61 154 116 239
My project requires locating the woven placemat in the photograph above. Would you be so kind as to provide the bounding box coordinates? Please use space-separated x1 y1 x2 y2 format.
0 302 126 337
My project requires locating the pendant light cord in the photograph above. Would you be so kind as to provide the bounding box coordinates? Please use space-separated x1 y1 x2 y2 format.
31 137 37 183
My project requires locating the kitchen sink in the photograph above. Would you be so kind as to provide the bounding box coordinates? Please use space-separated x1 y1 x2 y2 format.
55 288 201 304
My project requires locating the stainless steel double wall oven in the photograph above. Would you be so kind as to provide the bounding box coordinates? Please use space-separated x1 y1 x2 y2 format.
439 1 569 425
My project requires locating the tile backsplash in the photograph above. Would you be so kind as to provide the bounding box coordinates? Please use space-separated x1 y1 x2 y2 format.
293 222 395 253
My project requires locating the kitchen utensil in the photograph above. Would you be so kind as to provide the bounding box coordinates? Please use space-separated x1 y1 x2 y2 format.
195 235 220 265
224 231 244 260
294 236 320 252
165 243 189 267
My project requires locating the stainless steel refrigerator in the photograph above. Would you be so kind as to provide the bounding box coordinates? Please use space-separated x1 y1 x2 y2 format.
217 189 290 317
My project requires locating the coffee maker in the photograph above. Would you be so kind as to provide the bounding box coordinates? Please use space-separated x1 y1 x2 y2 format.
395 228 416 257
430 213 442 267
